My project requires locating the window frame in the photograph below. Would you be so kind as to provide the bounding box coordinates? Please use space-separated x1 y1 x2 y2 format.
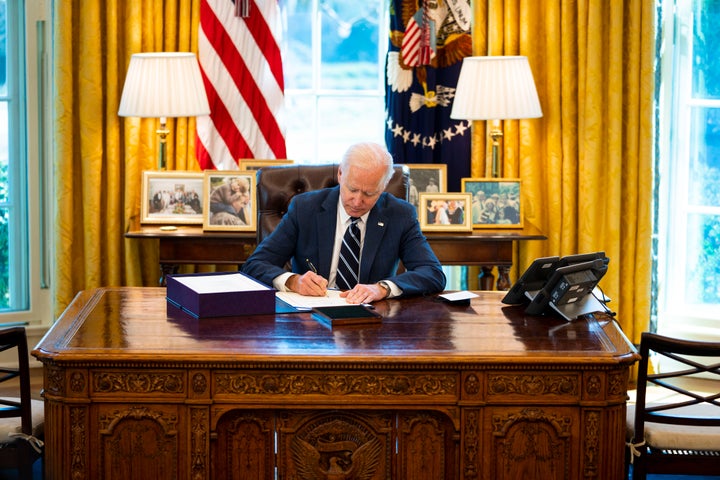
656 0 720 341
0 0 53 330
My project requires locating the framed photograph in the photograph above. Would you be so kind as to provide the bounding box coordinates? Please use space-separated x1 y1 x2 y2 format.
238 159 294 171
461 178 523 228
141 171 204 224
203 171 257 232
418 192 473 232
404 163 447 210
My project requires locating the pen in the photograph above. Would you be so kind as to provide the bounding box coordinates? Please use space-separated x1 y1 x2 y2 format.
305 258 328 296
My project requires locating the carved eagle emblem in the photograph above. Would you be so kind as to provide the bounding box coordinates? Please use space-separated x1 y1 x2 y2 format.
291 435 383 480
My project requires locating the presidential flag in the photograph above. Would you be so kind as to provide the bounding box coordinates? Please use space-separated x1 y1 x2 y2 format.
386 0 472 191
197 0 286 170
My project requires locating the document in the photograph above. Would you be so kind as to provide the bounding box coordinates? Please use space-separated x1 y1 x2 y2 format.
171 272 271 294
276 290 354 309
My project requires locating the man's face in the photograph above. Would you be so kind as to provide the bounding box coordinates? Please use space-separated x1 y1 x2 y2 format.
337 164 385 217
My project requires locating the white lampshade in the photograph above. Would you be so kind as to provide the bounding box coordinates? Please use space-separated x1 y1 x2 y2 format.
450 56 542 121
118 52 210 118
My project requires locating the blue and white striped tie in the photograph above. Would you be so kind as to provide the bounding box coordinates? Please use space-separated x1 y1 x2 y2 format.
336 217 361 290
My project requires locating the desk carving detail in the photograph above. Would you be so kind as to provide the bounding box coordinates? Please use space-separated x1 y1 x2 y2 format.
488 373 578 397
94 372 185 394
492 408 573 480
215 372 457 397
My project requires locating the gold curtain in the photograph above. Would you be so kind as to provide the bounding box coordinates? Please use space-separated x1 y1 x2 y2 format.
53 0 201 317
471 0 655 343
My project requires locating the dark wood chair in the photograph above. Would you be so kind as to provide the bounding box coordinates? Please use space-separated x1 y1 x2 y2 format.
0 326 44 479
626 331 720 479
255 164 409 243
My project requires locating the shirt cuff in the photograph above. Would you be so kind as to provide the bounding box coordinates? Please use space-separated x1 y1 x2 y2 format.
383 280 401 298
273 272 296 292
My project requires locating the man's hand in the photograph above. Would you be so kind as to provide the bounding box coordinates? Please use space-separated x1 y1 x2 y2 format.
340 282 389 304
285 272 328 296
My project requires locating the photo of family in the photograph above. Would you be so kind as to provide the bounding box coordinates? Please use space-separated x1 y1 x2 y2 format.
203 172 257 231
418 192 473 232
141 171 204 224
405 164 447 210
461 178 523 228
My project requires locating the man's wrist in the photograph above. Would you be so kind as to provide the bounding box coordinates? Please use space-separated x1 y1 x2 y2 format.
285 274 300 292
377 281 391 299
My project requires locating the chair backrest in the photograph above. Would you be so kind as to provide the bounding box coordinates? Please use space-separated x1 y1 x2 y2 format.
0 326 43 479
255 163 409 243
634 332 720 434
0 327 32 433
628 331 720 479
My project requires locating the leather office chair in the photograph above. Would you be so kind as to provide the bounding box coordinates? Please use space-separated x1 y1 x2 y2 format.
626 332 720 479
255 163 410 243
0 326 44 479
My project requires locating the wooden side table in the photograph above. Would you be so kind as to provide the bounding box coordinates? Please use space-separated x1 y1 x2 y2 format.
125 222 546 288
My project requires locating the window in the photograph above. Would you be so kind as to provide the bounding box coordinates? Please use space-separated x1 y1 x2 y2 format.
281 0 388 163
655 0 720 340
0 0 29 314
0 0 51 327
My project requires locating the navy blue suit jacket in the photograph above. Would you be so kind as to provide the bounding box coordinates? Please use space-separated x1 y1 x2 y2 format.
241 186 446 296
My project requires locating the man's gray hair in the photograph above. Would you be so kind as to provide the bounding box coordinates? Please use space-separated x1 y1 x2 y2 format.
340 142 395 187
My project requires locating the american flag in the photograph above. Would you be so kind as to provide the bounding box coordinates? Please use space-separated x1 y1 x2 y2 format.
196 0 286 170
400 8 434 67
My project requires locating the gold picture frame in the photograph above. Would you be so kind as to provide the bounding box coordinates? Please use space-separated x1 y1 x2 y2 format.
238 159 294 171
203 171 257 232
418 192 473 232
403 163 448 210
461 178 523 228
141 171 204 225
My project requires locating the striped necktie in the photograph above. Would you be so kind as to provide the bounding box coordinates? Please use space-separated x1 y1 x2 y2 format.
336 217 361 290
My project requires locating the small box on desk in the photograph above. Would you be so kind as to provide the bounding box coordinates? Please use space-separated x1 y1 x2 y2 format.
166 271 275 318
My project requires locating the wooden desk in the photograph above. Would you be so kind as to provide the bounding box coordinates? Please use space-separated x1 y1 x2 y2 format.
125 223 546 289
33 287 637 480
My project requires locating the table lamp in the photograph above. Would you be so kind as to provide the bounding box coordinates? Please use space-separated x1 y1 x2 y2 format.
450 56 542 178
118 52 210 170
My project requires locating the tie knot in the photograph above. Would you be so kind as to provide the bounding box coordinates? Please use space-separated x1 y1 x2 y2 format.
350 217 360 224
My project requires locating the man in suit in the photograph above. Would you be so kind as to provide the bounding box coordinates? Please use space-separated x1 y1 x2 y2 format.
241 142 446 304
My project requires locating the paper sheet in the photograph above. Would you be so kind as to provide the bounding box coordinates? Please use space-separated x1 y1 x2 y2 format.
276 289 354 309
173 273 270 294
438 291 478 302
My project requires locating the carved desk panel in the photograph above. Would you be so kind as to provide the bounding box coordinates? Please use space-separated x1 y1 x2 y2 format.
33 287 637 479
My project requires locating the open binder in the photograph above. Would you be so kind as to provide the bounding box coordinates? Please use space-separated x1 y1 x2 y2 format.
502 252 610 321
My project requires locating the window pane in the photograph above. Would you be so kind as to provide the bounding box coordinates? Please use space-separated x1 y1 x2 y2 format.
283 1 312 90
285 95 317 162
317 96 385 162
688 107 720 207
320 1 380 89
685 213 720 304
0 102 6 204
692 0 720 99
0 1 5 97
0 206 7 309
